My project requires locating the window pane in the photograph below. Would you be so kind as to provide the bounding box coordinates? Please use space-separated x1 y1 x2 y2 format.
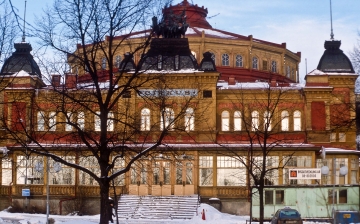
222 53 229 66
94 111 100 131
234 111 241 131
141 108 151 131
65 112 73 131
339 189 347 203
251 111 259 131
185 108 195 131
222 111 230 131
199 156 213 186
49 112 56 131
236 55 243 67
265 190 273 204
281 111 289 131
275 190 284 204
186 162 193 184
293 110 301 131
37 111 45 131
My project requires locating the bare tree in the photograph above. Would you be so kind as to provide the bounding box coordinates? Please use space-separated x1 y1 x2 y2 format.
350 31 360 74
0 0 220 223
214 81 308 223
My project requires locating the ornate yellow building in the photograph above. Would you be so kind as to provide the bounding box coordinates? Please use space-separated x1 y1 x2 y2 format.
0 0 359 218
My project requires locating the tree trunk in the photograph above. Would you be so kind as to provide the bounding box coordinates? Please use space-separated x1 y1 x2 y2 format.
259 187 264 224
99 180 111 224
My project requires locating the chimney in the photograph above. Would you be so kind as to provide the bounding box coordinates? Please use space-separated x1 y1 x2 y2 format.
65 73 77 89
51 75 61 87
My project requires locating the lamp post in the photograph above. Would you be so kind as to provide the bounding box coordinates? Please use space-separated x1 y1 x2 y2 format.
321 157 348 224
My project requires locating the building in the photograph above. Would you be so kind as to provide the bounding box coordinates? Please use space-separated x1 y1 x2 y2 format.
0 0 359 219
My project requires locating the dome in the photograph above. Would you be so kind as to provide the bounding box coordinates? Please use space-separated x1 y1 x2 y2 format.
0 42 42 78
317 40 355 73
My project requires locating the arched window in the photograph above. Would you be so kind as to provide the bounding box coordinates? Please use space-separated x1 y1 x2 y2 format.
251 111 259 131
160 108 174 131
115 55 121 68
101 57 106 70
221 111 230 131
141 108 151 131
78 112 85 130
235 55 243 67
65 112 73 131
293 110 301 131
252 57 258 69
49 111 56 131
264 111 272 131
222 53 230 66
211 52 216 64
271 61 277 73
185 108 195 131
37 111 45 131
286 66 290 77
107 112 114 131
281 111 289 131
234 111 242 131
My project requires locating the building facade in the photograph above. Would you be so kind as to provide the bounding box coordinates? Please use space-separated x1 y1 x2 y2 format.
0 0 359 218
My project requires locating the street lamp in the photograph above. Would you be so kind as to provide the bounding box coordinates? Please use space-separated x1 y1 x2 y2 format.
321 157 348 224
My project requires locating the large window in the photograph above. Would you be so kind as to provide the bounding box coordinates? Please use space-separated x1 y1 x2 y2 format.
281 110 289 131
2 158 12 185
265 190 284 205
49 156 75 185
235 55 243 67
37 111 45 131
16 155 44 184
234 111 242 131
252 57 258 69
251 111 259 131
221 111 230 131
160 108 174 131
95 111 114 131
222 53 230 66
185 108 195 131
199 156 213 186
176 160 193 185
49 111 56 131
79 156 100 185
283 156 311 185
252 156 279 185
141 108 151 131
217 156 246 186
131 161 147 185
112 157 125 186
293 110 301 131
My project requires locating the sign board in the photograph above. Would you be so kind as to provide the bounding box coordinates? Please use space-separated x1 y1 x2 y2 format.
138 89 198 97
288 168 321 180
22 188 30 197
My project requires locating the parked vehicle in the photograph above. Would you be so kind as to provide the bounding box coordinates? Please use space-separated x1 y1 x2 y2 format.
271 207 303 224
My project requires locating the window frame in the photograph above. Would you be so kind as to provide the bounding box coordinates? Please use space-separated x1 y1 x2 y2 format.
221 53 230 66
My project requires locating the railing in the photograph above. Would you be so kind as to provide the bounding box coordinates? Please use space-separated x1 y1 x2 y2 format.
0 185 11 196
198 186 248 198
50 185 76 196
14 185 44 195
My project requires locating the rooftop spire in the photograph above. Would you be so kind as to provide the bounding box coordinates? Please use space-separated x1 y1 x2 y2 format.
330 0 334 40
22 0 27 42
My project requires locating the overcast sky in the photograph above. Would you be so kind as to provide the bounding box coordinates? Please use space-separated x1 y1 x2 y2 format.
14 0 360 81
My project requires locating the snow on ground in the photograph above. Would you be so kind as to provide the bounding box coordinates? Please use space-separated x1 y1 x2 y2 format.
0 203 329 224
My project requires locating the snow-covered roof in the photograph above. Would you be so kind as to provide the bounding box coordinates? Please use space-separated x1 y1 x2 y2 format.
217 81 304 90
307 69 357 76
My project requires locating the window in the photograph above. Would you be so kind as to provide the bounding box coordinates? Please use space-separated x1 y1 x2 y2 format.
49 112 56 131
330 133 336 142
286 66 290 77
339 133 346 142
203 90 212 98
283 156 312 185
211 53 215 64
153 162 160 185
262 60 268 70
2 158 12 185
222 53 229 66
351 159 358 184
141 108 151 131
160 108 174 131
293 110 301 131
199 156 213 186
327 189 347 204
78 112 85 130
271 61 277 73
101 57 106 69
265 190 274 204
251 111 259 131
107 112 114 131
17 155 44 184
37 111 45 131
217 156 246 186
252 156 279 185
112 158 125 185
122 91 131 98
185 108 195 131
281 111 289 131
235 55 243 67
264 111 272 131
234 111 242 131
317 158 348 185
65 112 73 131
94 111 100 131
157 55 162 70
131 162 147 185
79 156 99 185
252 57 258 69
221 111 230 131
49 156 75 185
176 160 193 185
115 55 121 68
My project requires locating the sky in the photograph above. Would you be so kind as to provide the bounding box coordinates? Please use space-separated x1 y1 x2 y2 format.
0 203 328 224
11 0 360 82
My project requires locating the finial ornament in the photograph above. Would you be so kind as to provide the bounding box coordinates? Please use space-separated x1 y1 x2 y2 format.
22 0 27 42
330 0 334 40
